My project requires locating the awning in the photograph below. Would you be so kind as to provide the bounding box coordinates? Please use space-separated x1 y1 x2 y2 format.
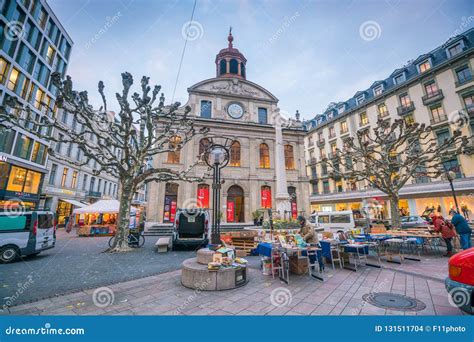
73 199 137 214
61 199 88 208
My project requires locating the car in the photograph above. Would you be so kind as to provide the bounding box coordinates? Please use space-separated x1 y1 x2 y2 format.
172 208 210 249
309 210 366 232
400 215 430 228
445 248 474 314
0 210 56 263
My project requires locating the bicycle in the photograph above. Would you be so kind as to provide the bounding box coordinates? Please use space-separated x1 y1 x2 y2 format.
108 231 145 248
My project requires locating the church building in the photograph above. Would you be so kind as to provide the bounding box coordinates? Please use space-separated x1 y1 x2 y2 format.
146 30 309 226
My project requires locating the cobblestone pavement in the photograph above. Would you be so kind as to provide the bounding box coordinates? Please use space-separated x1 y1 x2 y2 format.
2 253 463 316
0 230 196 307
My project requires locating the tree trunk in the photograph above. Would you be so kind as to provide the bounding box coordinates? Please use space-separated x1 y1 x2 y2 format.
108 181 134 253
389 193 401 229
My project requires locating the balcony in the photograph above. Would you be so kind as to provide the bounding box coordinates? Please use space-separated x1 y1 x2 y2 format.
317 139 325 147
340 129 349 136
328 134 337 141
87 191 102 198
467 107 474 117
308 157 317 165
430 114 448 125
422 89 444 106
328 152 338 160
397 102 415 116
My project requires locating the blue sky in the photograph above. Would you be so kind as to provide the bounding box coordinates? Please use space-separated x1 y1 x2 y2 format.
49 0 473 120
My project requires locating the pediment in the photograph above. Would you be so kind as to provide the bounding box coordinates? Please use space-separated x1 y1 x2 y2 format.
188 78 278 102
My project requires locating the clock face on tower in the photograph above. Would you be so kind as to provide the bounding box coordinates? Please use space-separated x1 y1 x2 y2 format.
227 102 244 119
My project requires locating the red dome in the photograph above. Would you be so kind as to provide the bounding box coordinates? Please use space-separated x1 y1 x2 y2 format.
215 28 247 79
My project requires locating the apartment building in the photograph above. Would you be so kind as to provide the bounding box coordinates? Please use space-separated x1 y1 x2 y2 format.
304 28 474 219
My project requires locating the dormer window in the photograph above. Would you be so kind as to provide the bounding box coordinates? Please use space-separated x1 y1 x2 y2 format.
394 73 406 85
356 94 365 106
338 105 345 114
418 60 431 73
447 42 464 57
327 112 334 120
373 85 384 96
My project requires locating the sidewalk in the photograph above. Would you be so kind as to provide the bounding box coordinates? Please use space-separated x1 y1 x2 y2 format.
3 255 462 316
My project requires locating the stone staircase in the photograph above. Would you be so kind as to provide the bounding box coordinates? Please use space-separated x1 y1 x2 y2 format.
144 223 257 236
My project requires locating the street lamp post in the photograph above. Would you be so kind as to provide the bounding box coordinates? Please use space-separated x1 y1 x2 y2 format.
444 168 460 213
205 144 230 245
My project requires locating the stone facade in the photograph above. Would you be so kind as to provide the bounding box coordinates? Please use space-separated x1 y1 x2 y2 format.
146 32 309 225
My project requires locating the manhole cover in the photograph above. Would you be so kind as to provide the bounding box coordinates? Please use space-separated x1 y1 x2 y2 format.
362 292 426 311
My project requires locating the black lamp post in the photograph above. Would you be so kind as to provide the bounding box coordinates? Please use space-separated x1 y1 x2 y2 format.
204 144 230 245
444 167 460 214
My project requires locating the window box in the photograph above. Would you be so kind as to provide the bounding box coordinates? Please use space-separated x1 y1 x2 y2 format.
397 102 415 116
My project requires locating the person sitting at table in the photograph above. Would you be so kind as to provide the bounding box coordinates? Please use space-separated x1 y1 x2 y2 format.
297 215 323 271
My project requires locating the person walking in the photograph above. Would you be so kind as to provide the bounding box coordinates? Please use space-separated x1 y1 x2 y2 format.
451 212 472 250
431 213 457 257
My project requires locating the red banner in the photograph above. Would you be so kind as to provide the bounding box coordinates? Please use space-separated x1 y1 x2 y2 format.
291 202 297 219
170 201 177 223
197 186 209 208
227 201 235 222
261 187 272 209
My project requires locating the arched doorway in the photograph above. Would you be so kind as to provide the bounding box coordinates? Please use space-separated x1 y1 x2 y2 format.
227 185 244 223
163 183 178 222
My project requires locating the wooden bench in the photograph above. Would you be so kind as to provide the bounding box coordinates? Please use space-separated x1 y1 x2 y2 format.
155 237 170 253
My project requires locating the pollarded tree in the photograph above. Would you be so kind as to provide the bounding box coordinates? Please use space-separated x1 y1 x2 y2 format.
0 72 207 252
322 117 472 228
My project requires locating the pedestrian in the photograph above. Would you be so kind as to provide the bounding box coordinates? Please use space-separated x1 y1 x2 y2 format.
431 213 457 257
451 212 472 250
297 215 324 271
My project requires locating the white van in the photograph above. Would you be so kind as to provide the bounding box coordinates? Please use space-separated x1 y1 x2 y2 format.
0 211 56 263
309 210 363 232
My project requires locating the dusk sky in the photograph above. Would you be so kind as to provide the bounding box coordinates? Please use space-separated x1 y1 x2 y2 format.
49 0 473 120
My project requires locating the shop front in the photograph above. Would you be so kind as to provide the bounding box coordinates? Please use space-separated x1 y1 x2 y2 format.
0 160 44 210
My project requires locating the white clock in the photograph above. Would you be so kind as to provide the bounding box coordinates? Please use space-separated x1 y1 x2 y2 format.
227 103 244 119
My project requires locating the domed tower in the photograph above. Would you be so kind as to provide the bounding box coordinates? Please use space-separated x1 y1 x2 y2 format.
215 28 247 79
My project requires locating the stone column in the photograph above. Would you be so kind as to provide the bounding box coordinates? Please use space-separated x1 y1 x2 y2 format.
274 110 290 218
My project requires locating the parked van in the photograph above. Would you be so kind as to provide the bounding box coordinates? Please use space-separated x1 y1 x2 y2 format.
0 211 56 263
309 210 365 232
172 209 211 249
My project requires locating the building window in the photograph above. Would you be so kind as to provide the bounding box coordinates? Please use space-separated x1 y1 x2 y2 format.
259 143 270 168
456 66 472 86
373 85 383 96
443 158 462 179
448 43 463 57
405 114 415 125
320 148 326 159
328 126 335 138
261 186 272 209
197 184 209 208
399 93 411 108
356 95 365 105
418 60 431 73
82 174 88 190
338 105 345 114
284 144 294 170
167 136 181 164
359 112 368 126
229 59 238 74
200 100 212 118
66 142 72 157
0 127 15 153
55 133 63 153
71 171 78 188
322 180 330 194
61 168 68 187
7 68 19 91
318 132 324 143
198 138 211 156
258 108 267 124
424 81 438 97
163 183 179 222
61 110 68 123
463 94 474 114
229 141 241 167
340 120 348 134
436 129 450 146
377 103 388 117
89 177 95 191
330 143 337 155
219 59 226 75
394 73 405 85
13 134 33 160
31 142 46 165
8 168 41 194
47 164 57 186
0 57 10 84
430 104 446 123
